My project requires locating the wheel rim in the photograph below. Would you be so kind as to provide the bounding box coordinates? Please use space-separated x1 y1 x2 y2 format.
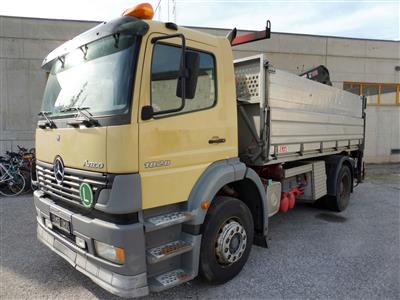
215 219 247 265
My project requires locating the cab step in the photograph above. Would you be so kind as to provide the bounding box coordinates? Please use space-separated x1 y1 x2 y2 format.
144 211 192 232
149 269 195 292
147 240 193 264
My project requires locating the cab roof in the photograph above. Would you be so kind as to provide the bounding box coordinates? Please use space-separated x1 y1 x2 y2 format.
145 19 224 47
42 16 226 70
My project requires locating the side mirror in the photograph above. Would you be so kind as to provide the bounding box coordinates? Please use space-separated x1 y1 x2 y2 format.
176 51 200 99
141 105 154 120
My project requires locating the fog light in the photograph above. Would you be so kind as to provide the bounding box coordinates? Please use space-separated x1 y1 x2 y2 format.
45 218 53 229
94 240 125 265
75 236 86 249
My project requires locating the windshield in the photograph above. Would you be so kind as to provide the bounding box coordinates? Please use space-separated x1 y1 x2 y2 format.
41 33 138 118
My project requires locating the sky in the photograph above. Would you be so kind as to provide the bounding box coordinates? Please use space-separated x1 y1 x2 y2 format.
0 0 399 40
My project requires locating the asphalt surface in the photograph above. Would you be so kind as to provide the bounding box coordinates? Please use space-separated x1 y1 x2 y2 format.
1 164 399 299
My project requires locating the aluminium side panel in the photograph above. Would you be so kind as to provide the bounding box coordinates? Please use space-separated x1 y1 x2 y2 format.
268 69 364 161
234 55 365 165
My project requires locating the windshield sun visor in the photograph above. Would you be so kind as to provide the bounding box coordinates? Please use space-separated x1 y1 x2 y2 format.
42 16 149 70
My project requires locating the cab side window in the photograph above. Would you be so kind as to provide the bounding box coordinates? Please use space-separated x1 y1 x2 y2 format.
151 43 216 115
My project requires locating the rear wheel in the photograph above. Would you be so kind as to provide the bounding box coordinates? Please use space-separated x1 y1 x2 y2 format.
329 165 351 212
199 196 254 283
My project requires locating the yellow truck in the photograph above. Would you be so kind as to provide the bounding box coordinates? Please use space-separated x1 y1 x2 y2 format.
34 3 366 297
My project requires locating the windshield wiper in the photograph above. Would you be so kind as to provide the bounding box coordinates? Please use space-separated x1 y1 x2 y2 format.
38 111 57 129
61 107 99 127
60 106 90 113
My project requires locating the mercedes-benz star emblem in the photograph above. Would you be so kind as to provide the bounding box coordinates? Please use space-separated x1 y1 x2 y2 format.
53 156 64 185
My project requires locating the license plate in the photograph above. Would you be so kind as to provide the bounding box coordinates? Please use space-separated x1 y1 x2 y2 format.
50 213 71 234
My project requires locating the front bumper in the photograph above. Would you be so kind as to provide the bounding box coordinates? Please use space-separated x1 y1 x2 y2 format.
34 190 149 298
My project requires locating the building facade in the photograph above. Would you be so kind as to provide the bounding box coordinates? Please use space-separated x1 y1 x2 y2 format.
0 16 399 162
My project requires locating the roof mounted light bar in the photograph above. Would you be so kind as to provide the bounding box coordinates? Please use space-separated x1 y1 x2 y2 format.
227 20 271 46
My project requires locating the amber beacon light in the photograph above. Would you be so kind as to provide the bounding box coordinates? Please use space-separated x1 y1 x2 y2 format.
122 3 155 19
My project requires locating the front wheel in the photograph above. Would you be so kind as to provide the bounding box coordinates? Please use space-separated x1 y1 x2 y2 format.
0 172 26 197
199 196 254 283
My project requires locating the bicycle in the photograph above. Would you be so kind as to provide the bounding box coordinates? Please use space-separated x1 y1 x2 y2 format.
2 146 37 193
0 156 26 197
16 146 37 192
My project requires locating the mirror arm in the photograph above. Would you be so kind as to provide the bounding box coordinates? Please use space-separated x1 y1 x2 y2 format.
180 35 186 111
150 33 187 117
151 33 186 45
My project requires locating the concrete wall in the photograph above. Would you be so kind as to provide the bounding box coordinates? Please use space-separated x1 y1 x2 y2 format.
365 107 400 163
1 16 399 162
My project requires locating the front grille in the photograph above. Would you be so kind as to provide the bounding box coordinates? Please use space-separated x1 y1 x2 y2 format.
37 160 110 208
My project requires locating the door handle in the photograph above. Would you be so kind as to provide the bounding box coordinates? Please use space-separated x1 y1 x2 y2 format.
208 137 226 144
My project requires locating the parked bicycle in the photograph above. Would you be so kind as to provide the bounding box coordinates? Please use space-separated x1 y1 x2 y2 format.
16 146 37 191
0 145 36 197
0 155 26 196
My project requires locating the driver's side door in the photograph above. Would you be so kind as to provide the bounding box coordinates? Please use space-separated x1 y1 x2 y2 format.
138 33 236 210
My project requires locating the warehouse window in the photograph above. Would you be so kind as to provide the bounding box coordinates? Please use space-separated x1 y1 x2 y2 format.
343 82 400 106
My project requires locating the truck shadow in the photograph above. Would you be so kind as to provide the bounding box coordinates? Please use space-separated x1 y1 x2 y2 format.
315 212 347 223
269 201 348 224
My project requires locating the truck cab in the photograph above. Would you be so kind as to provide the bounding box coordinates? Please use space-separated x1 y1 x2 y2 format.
36 15 238 210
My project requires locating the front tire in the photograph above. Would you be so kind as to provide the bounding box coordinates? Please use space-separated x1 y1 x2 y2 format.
199 196 254 283
0 172 26 197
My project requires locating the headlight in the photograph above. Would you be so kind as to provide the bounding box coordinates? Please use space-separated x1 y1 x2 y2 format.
94 240 125 265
